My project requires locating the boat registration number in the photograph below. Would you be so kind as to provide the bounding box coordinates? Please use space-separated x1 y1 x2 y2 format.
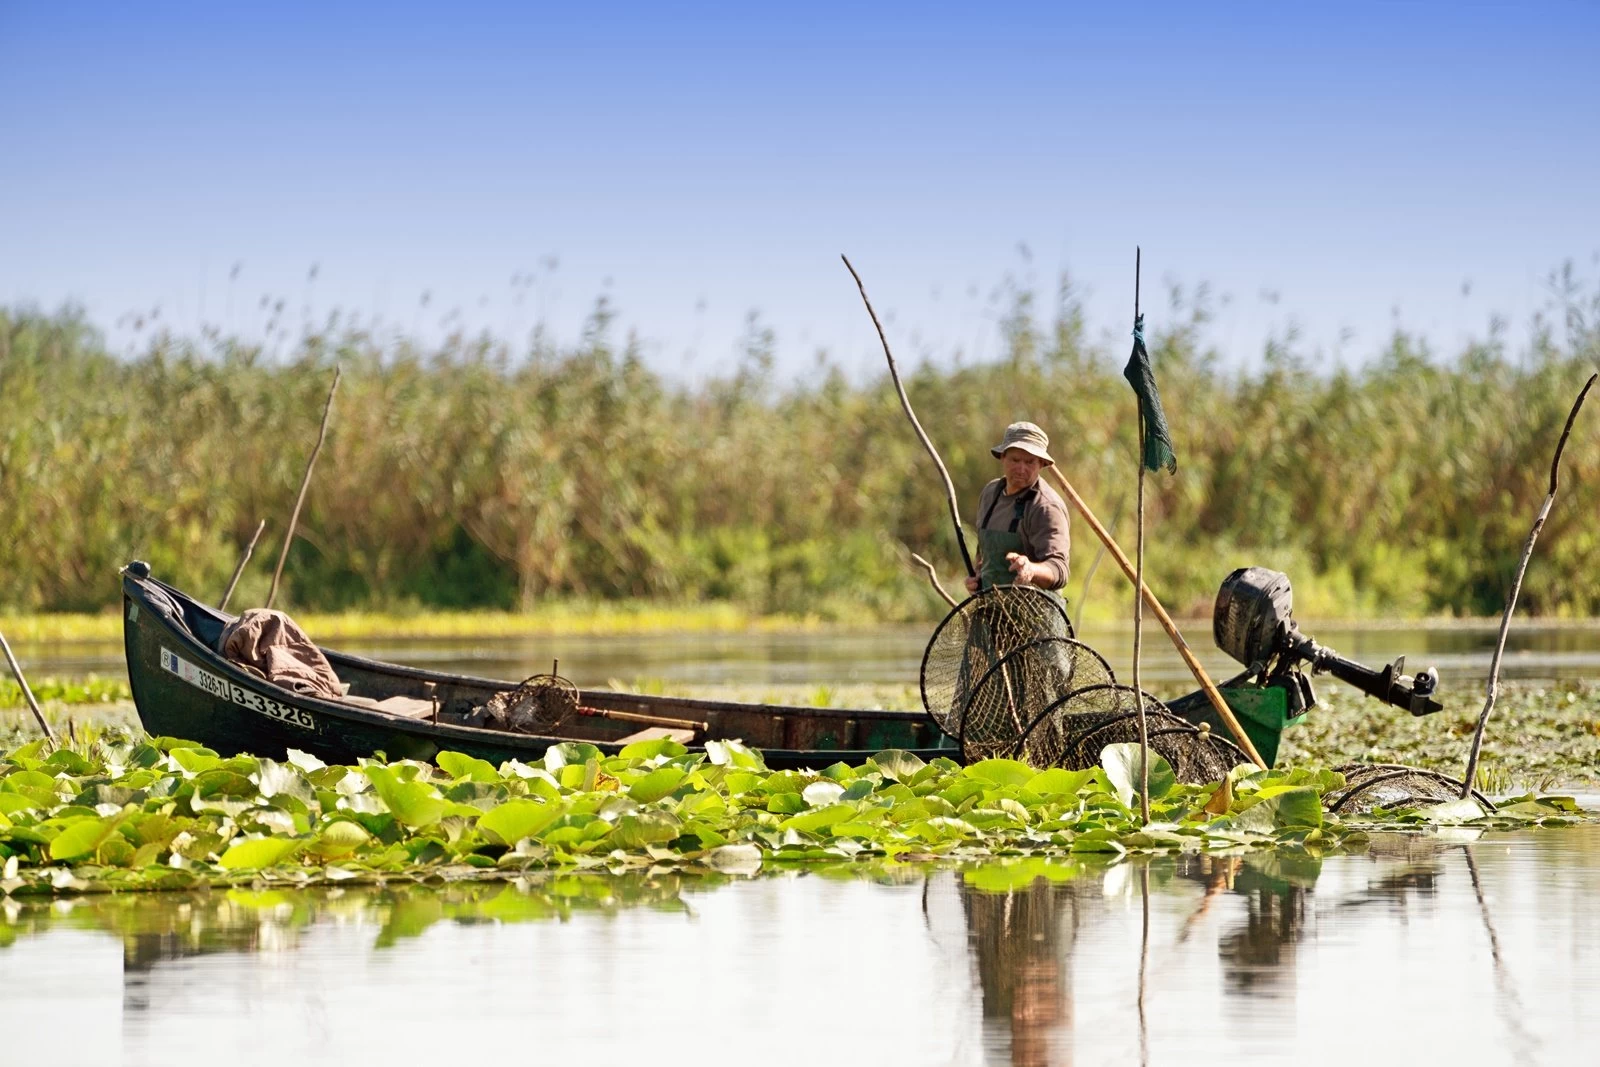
160 647 318 731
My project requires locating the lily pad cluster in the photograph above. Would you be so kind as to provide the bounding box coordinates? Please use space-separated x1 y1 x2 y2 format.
0 734 1584 895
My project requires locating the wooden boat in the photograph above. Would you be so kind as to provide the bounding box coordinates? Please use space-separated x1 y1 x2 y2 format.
121 562 955 770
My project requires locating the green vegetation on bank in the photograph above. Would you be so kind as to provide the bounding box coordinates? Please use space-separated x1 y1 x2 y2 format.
3 275 1598 620
0 732 1583 896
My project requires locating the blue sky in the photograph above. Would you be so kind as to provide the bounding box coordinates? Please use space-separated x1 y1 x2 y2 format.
3 1 1596 380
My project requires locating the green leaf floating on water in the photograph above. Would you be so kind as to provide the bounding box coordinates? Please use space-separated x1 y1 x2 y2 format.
364 765 446 828
704 739 767 771
219 836 304 870
869 750 926 782
436 751 501 784
629 767 688 803
1100 744 1176 809
49 816 118 861
477 799 564 845
619 737 688 761
963 759 1036 788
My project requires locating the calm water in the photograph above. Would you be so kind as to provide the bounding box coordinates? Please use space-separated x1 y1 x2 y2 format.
3 824 1598 1065
15 621 1600 692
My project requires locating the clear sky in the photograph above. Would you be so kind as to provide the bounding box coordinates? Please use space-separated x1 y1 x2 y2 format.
3 1 1596 381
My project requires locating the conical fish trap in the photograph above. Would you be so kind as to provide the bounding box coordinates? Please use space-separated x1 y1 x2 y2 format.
480 671 580 733
1017 683 1248 782
956 637 1114 762
1324 763 1494 815
920 586 1073 738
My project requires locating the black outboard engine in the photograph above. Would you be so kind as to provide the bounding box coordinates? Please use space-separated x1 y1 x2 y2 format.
1213 567 1441 716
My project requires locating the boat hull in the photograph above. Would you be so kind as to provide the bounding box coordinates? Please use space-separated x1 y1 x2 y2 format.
122 568 955 771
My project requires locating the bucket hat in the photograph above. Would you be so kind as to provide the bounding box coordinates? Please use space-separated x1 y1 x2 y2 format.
990 421 1054 465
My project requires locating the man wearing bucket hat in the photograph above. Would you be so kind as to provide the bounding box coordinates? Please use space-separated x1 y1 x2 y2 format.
963 421 1071 594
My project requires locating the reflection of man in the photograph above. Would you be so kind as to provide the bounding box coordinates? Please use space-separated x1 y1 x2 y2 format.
944 872 1076 1067
965 422 1071 594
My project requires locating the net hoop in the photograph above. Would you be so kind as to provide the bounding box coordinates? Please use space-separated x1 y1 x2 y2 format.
1016 683 1250 780
955 637 1114 760
919 585 1073 738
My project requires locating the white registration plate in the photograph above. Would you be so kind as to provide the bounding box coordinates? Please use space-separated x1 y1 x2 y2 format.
160 647 318 731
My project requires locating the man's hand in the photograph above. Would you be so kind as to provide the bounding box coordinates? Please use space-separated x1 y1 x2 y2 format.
964 575 981 594
1005 552 1039 586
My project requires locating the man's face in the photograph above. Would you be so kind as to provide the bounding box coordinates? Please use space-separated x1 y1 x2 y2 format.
1002 448 1045 493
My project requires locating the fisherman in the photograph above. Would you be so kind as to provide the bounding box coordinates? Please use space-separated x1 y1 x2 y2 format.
964 421 1071 595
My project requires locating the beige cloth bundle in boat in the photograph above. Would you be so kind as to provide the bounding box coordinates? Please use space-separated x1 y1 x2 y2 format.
219 608 343 700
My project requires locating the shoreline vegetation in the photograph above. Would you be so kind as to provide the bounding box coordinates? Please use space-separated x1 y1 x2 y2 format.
4 273 1599 621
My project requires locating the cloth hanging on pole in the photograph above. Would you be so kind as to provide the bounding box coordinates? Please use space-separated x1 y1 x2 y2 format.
1122 314 1178 475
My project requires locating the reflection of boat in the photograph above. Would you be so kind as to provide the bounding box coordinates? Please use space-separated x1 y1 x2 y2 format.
121 563 955 769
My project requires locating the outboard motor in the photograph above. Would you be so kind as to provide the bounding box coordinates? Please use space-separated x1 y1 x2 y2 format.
1213 567 1441 716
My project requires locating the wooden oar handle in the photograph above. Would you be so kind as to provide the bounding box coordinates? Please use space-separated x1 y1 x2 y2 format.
1045 467 1267 769
577 706 708 734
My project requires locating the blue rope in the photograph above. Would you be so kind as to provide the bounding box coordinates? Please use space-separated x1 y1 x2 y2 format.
1132 312 1145 346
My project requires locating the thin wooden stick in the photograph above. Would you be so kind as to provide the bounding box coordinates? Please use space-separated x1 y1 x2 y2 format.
0 628 55 741
1461 371 1596 797
1044 465 1266 768
267 366 342 610
910 552 959 609
843 255 976 578
1133 424 1150 821
1138 863 1151 1067
1131 250 1151 823
218 519 266 612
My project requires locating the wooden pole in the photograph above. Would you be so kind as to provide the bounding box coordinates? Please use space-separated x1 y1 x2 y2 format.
0 628 55 741
843 255 977 578
267 365 341 610
910 552 960 609
218 519 266 612
1043 464 1267 768
1130 250 1151 823
1461 371 1596 797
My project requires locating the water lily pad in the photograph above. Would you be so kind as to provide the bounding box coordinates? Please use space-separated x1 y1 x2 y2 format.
218 836 304 870
628 767 687 803
1100 744 1176 809
479 798 565 845
436 751 500 783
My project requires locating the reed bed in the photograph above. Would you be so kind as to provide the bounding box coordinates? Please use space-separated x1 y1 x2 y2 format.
3 273 1597 621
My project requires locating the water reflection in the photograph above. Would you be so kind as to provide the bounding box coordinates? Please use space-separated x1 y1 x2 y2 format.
4 827 1600 1064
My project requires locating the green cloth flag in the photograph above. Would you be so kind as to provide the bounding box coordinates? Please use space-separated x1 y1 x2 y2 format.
1122 313 1177 474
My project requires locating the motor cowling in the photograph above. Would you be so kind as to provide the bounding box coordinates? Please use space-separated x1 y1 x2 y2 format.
1214 566 1295 669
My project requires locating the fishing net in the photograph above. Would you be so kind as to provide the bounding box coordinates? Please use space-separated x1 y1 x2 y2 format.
921 586 1073 739
957 638 1114 762
479 670 579 734
1016 683 1249 783
1323 763 1494 815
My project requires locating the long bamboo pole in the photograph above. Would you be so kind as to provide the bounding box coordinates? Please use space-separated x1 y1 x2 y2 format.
218 519 265 612
0 628 55 741
1043 465 1266 768
267 366 341 610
